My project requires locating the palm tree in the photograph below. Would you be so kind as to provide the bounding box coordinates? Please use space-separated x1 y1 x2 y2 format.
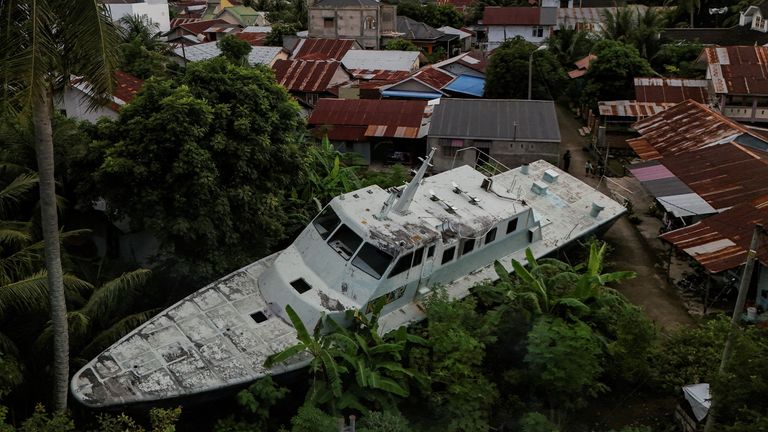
601 7 637 42
118 14 161 50
548 27 595 66
633 7 665 59
678 0 700 27
0 0 120 411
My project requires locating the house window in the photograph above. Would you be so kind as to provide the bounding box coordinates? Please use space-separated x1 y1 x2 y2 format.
324 17 335 29
756 15 765 29
531 26 544 38
443 146 459 157
365 16 377 30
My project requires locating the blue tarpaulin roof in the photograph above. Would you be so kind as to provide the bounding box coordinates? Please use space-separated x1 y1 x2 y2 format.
444 74 485 97
381 90 443 99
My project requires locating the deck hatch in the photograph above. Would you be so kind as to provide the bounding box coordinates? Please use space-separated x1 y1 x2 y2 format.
250 311 268 323
290 278 312 294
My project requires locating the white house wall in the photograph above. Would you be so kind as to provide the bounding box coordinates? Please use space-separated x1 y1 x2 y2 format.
487 25 550 49
107 0 170 32
56 87 118 123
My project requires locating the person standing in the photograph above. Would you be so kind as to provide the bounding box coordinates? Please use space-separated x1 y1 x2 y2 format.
562 150 572 173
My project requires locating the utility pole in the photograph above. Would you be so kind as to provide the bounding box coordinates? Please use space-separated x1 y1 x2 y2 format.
702 224 763 432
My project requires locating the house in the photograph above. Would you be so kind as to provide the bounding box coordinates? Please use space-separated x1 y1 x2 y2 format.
307 98 432 163
307 0 398 49
393 16 458 54
57 71 144 122
339 69 413 99
557 5 650 33
103 0 171 32
739 1 768 33
233 31 269 46
163 18 231 45
698 45 768 124
432 52 487 78
442 75 485 98
380 67 457 99
272 60 352 108
171 43 288 66
567 53 595 78
633 78 709 105
215 6 269 26
437 26 474 53
428 98 561 171
291 38 362 61
341 50 420 72
483 7 557 49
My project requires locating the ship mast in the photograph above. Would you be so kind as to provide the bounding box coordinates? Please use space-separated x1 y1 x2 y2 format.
392 147 435 216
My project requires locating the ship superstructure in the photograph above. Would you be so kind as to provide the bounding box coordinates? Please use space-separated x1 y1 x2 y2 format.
71 154 625 408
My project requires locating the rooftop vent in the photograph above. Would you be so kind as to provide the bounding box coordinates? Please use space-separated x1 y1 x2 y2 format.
481 177 493 191
521 163 529 175
531 181 548 196
590 202 605 217
543 169 559 183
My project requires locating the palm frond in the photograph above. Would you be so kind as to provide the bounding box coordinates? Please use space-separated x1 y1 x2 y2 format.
0 271 92 316
0 172 38 215
0 331 20 358
0 221 32 247
80 268 150 324
58 0 120 111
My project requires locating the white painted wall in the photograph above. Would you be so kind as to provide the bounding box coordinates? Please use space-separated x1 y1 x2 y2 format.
55 87 118 123
106 0 170 32
487 25 551 49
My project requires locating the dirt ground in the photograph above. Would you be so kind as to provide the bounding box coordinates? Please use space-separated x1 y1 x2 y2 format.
555 104 695 331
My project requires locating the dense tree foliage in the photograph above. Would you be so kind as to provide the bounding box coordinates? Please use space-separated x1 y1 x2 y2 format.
581 40 654 106
384 38 419 52
217 35 253 66
86 59 308 283
394 0 464 29
485 37 568 100
651 41 705 77
117 14 167 79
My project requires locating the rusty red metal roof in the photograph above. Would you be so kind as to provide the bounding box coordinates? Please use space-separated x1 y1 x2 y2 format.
177 19 228 35
628 100 752 161
483 7 540 25
701 46 768 95
634 77 709 104
272 60 349 93
661 195 768 273
113 70 144 104
350 69 412 82
234 32 267 46
598 100 671 119
660 142 768 210
308 99 429 139
412 67 455 90
293 39 357 61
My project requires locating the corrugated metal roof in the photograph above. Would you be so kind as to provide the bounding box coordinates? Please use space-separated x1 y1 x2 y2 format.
627 161 717 217
272 60 348 93
292 39 357 61
234 32 267 46
412 67 455 90
660 142 768 211
661 195 768 273
350 69 412 82
443 74 485 97
628 100 751 160
308 99 430 139
342 50 420 72
113 70 143 104
633 77 710 104
702 45 768 95
598 100 671 118
173 42 284 65
429 98 560 142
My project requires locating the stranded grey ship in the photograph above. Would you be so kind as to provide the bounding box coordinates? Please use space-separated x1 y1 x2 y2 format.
71 150 625 407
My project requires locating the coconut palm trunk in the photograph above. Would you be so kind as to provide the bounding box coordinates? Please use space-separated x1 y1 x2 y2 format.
32 89 69 412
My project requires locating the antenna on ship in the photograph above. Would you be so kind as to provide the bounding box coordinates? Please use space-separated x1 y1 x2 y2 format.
392 147 435 215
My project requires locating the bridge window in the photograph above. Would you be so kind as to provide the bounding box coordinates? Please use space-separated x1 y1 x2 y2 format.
441 246 456 264
313 206 340 239
485 227 497 244
388 251 413 278
353 243 393 279
461 238 475 256
328 224 362 260
506 218 518 234
412 247 424 267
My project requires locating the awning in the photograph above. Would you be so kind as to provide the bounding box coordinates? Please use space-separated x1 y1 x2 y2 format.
443 74 485 97
381 90 443 99
628 161 717 217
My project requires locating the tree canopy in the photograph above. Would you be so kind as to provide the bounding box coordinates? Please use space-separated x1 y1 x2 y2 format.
88 58 308 283
485 37 568 100
581 39 654 106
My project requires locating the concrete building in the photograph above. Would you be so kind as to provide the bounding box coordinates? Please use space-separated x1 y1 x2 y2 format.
308 0 397 49
428 98 561 171
483 7 557 49
56 70 144 123
103 0 171 32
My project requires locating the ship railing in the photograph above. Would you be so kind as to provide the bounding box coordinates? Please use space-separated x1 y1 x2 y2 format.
449 146 513 177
